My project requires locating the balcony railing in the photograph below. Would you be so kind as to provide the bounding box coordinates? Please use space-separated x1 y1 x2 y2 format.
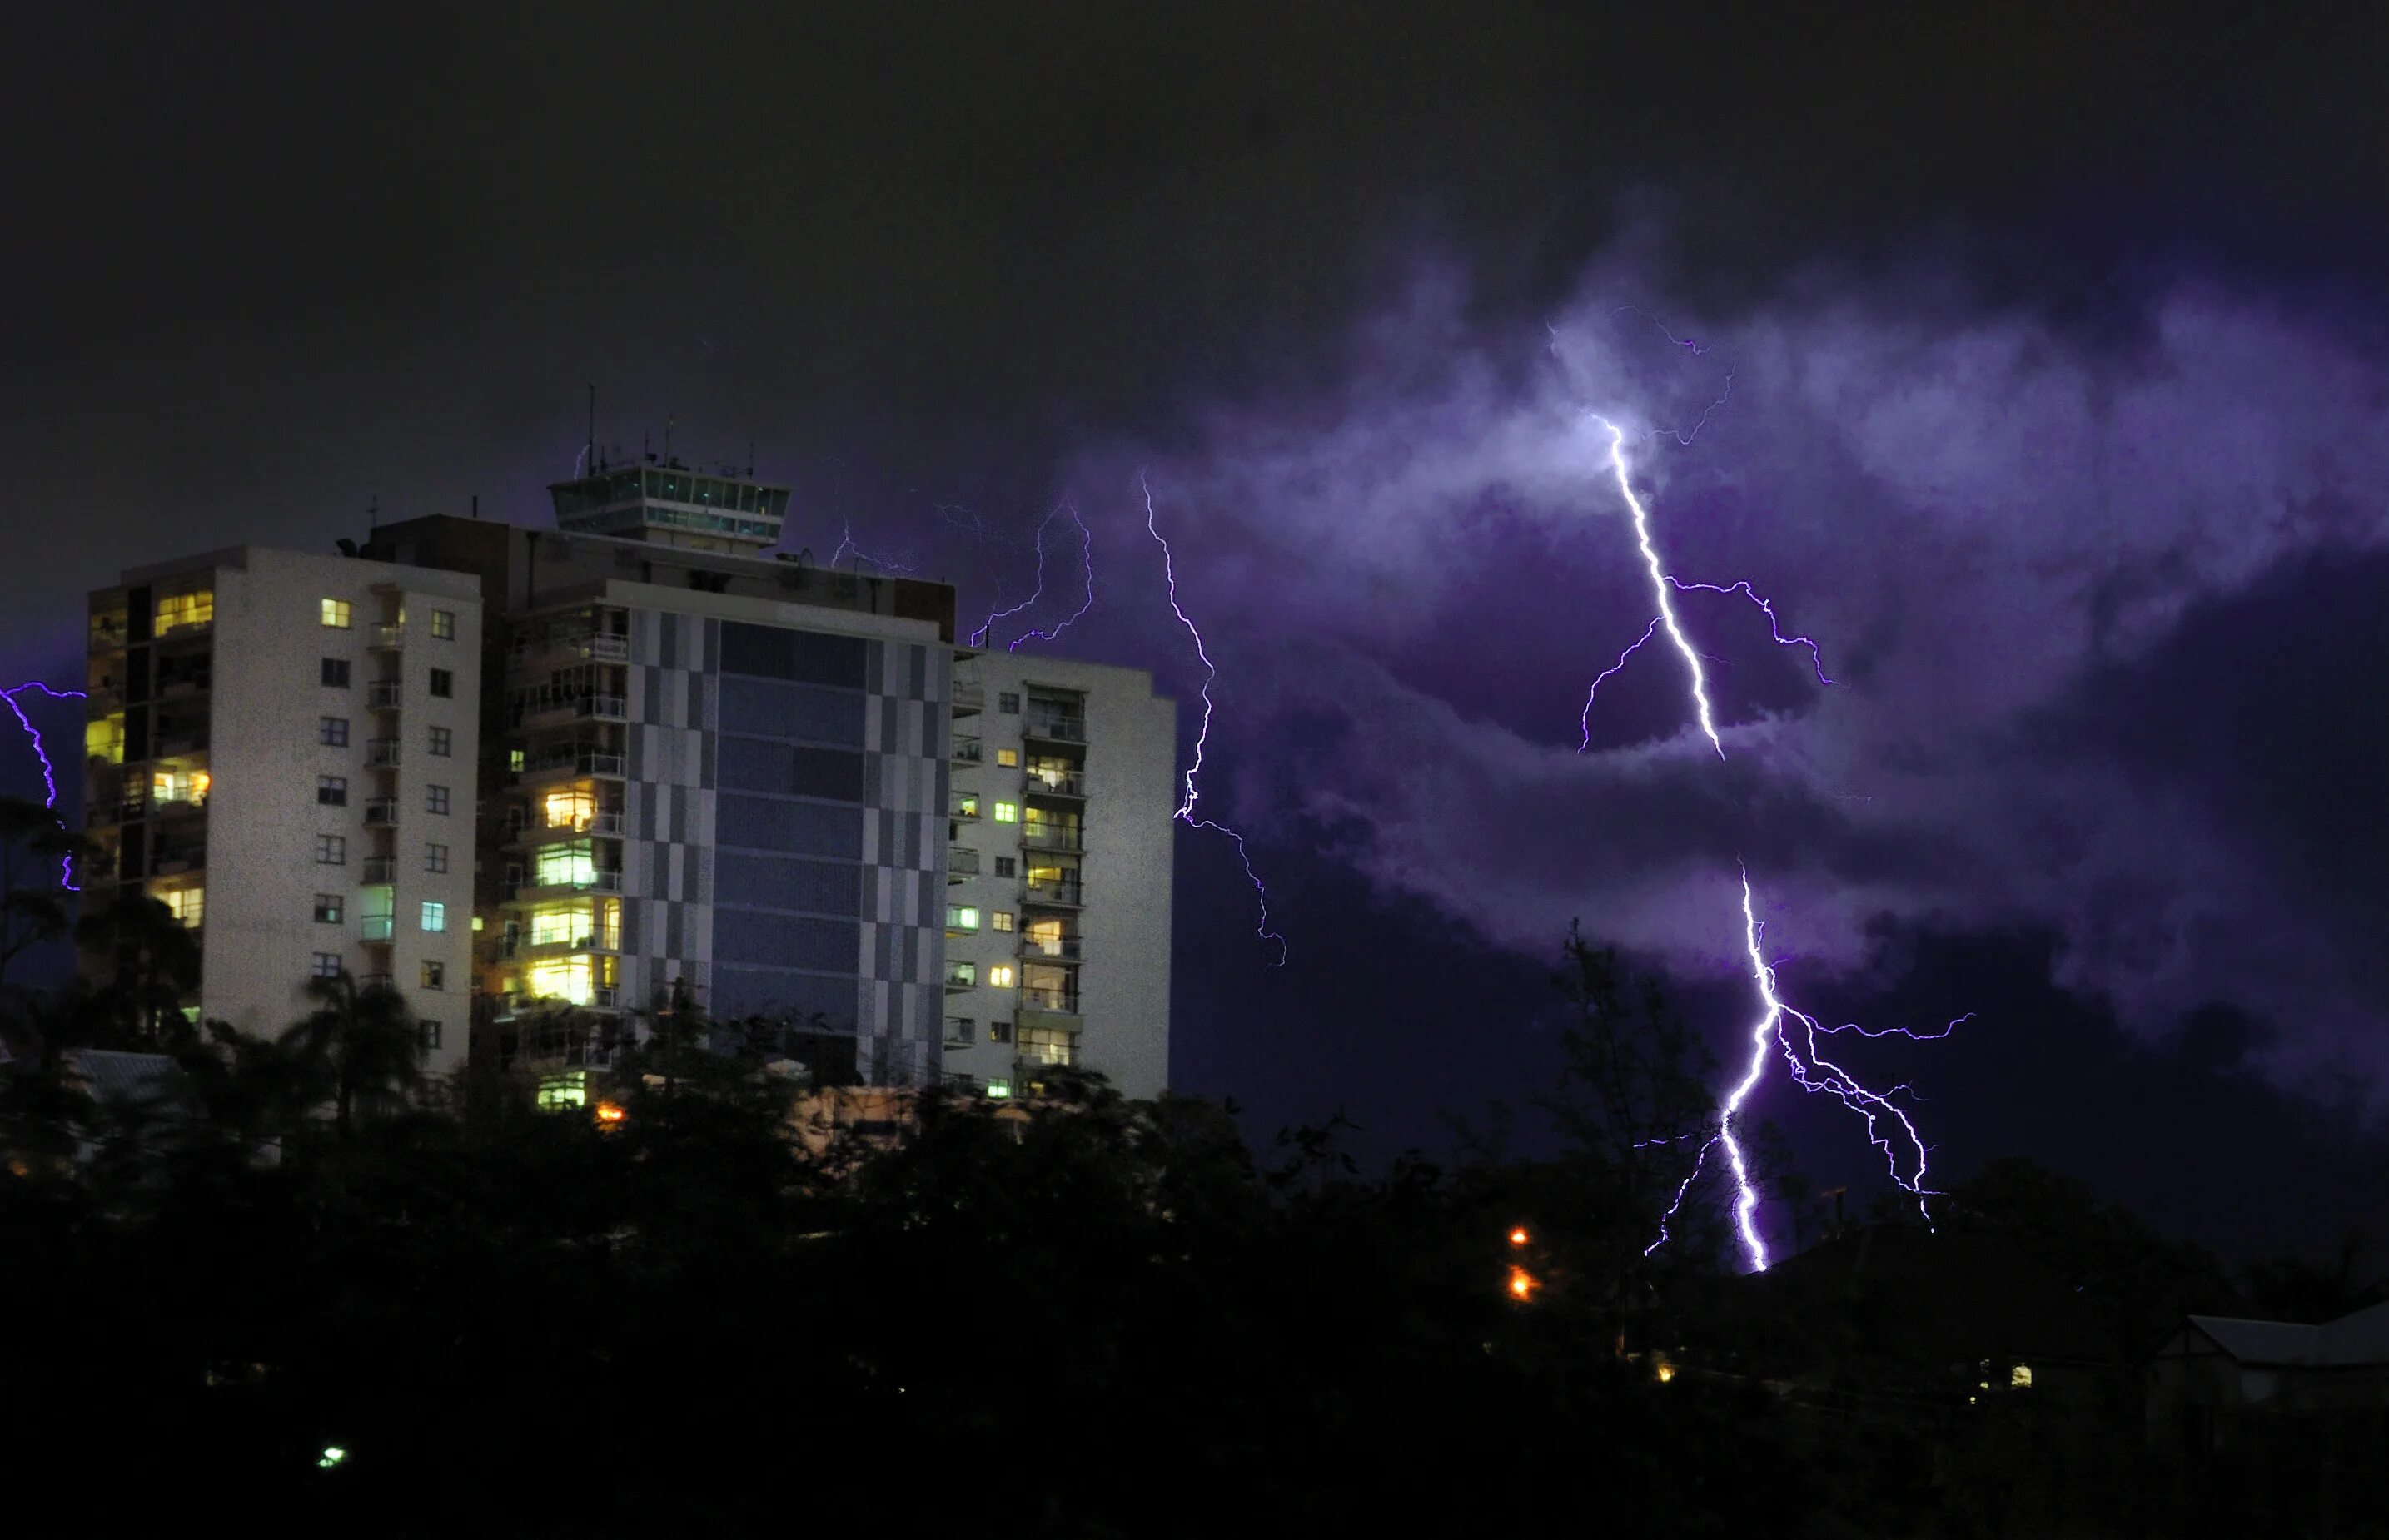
370 623 405 649
357 971 395 992
943 1016 978 1046
152 733 209 758
361 857 395 883
1023 713 1087 743
1020 986 1081 1014
1022 935 1083 961
1022 825 1084 852
360 915 395 942
948 798 982 822
363 798 398 827
367 738 402 767
948 847 982 877
951 681 986 711
942 966 979 991
1024 770 1085 797
578 693 626 720
148 849 205 876
1023 880 1083 907
951 736 983 763
507 630 628 664
90 618 128 653
367 680 404 708
524 749 626 777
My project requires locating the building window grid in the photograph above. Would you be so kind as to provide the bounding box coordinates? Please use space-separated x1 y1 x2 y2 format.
321 658 351 688
426 784 450 815
429 609 455 640
319 716 350 747
313 893 345 924
428 726 453 757
421 901 447 934
315 835 346 866
311 951 342 979
321 599 352 629
424 842 449 873
316 775 347 806
421 961 445 991
429 668 454 698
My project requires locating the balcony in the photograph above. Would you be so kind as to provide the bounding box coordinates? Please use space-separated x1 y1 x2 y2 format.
152 733 209 758
509 869 621 902
360 915 395 943
1023 713 1087 744
948 797 982 822
502 932 614 961
943 1016 977 1046
1024 769 1086 799
361 857 395 883
948 847 982 878
577 693 626 721
156 673 212 701
951 736 983 765
1022 824 1084 853
367 679 404 709
513 809 624 844
951 680 985 713
1022 934 1083 962
366 738 401 767
363 798 398 827
148 848 205 877
357 972 394 993
942 965 978 992
1023 879 1083 908
508 629 628 667
1020 985 1081 1015
521 749 626 781
370 623 405 650
89 618 128 653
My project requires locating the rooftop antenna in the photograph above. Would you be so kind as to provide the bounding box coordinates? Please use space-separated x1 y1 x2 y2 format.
748 440 756 477
664 414 674 464
471 494 480 520
367 494 380 529
585 384 596 479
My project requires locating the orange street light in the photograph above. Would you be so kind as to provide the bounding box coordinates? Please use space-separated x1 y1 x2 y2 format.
1507 1265 1538 1301
594 1100 627 1126
1508 1226 1530 1248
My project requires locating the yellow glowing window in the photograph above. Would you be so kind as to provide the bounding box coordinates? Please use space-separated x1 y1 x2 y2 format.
985 1079 1012 1098
953 794 980 818
1026 862 1067 886
528 903 590 947
543 789 595 829
1026 919 1065 954
2009 1364 2033 1389
992 802 1019 823
988 964 1017 989
321 599 352 628
159 887 204 928
509 748 525 772
947 905 980 931
152 768 211 806
155 590 214 633
995 748 1019 768
990 911 1014 932
525 956 594 1006
536 1071 587 1110
87 716 125 766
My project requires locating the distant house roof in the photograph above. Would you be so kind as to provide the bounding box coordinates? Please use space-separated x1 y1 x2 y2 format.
2186 1301 2389 1368
64 1050 190 1110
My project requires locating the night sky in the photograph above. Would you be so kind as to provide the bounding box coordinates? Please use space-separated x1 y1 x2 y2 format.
8 5 2388 1258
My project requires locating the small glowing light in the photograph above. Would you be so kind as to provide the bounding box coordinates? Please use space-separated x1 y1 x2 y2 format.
2010 1364 2033 1389
1506 1266 1537 1300
318 1446 348 1469
1655 1362 1677 1384
594 1100 626 1125
1508 1227 1530 1247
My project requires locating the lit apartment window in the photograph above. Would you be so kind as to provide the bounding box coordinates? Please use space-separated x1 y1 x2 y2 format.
948 1017 977 1045
988 964 1017 989
319 716 349 747
421 1020 443 1051
421 901 446 933
984 1078 1012 1098
430 609 455 640
428 726 452 757
946 961 978 988
992 802 1019 823
421 961 445 991
424 842 449 873
993 856 1016 878
311 951 342 979
320 658 351 688
426 784 450 815
316 775 347 806
429 668 454 698
995 748 1019 768
321 599 352 628
160 887 204 928
315 835 346 865
152 768 209 807
988 1020 1013 1045
508 748 525 772
156 590 214 633
998 692 1020 713
947 904 981 931
1018 1026 1076 1066
313 893 344 924
990 911 1014 932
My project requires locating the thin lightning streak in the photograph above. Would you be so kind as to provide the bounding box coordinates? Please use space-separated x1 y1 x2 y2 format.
1595 418 1726 759
971 504 1094 651
1666 579 1835 687
1579 617 1661 751
1644 1135 1717 1259
1142 473 1287 966
829 514 913 574
2 682 87 892
1814 1013 1973 1041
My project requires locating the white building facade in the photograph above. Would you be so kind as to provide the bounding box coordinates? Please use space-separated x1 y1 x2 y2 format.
83 547 485 1072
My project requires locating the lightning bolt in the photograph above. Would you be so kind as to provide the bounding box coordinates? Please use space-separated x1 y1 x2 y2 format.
829 514 914 574
971 503 1095 652
1585 417 1955 1269
2 682 87 892
1142 473 1288 966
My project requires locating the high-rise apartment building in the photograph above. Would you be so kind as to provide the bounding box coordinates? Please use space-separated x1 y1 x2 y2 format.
340 457 1178 1095
81 548 485 1070
938 653 1175 1100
